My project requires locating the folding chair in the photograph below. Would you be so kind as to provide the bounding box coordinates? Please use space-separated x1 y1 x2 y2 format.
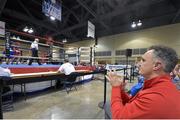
2 86 13 111
62 72 79 94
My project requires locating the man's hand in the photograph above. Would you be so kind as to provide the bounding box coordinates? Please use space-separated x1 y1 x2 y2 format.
106 70 125 87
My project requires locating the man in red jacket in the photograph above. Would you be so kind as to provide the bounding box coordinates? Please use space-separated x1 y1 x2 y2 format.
106 45 180 119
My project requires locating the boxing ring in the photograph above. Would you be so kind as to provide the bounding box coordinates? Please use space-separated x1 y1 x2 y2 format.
0 63 96 91
0 32 107 118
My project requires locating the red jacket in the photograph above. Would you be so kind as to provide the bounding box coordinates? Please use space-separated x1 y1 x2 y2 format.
111 75 180 119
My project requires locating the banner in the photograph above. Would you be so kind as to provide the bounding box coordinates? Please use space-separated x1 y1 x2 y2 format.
5 32 11 57
105 64 131 76
42 0 62 21
87 21 95 38
106 64 131 70
0 21 5 36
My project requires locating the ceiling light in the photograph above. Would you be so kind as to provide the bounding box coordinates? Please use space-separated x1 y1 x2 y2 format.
68 47 74 50
50 16 55 21
131 22 136 28
16 36 20 40
62 39 67 43
12 35 16 39
28 28 34 33
45 13 49 17
23 27 29 32
137 20 142 26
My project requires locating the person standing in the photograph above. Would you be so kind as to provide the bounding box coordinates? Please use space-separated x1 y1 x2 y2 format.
28 38 41 65
106 45 180 119
129 75 144 97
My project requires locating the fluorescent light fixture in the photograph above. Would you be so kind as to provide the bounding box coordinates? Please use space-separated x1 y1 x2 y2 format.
62 39 67 43
131 22 136 28
23 27 29 32
45 13 49 17
28 28 34 33
12 36 16 39
137 20 142 26
68 47 74 50
50 16 55 21
16 36 20 40
35 38 39 40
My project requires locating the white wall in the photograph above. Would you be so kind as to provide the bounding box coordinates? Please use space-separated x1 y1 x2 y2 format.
67 23 180 63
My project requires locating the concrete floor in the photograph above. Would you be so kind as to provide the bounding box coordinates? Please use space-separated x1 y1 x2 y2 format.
3 77 135 119
4 79 112 119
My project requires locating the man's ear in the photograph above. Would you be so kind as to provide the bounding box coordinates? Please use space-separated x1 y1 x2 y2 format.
153 61 162 71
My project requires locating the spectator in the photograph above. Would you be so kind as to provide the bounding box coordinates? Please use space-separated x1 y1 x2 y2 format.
56 59 76 88
2 47 14 65
129 75 144 97
130 61 144 96
0 57 11 76
11 46 22 64
0 57 12 96
104 75 144 119
106 45 180 119
57 59 75 75
171 64 180 90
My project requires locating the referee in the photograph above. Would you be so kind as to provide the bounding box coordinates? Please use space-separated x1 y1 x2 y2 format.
28 38 41 65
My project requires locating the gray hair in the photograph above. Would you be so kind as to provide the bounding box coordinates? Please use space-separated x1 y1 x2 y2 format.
149 45 178 73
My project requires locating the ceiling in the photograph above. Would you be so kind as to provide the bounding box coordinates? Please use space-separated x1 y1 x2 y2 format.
1 0 180 44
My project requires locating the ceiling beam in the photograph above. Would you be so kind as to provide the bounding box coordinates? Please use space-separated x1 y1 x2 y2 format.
58 13 70 28
0 0 7 16
65 31 78 40
17 0 34 18
77 0 110 30
3 9 77 39
63 5 81 23
171 8 180 23
97 12 176 38
51 0 166 37
3 9 56 31
98 0 164 21
106 0 115 9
